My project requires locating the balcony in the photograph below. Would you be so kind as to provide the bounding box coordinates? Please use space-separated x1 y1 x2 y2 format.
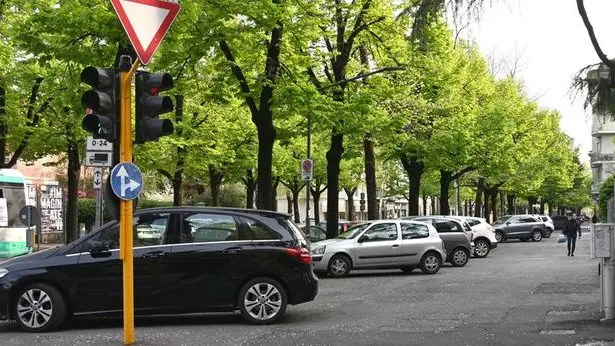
590 152 615 164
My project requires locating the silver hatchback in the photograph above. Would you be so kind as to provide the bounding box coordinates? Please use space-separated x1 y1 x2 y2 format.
311 220 447 278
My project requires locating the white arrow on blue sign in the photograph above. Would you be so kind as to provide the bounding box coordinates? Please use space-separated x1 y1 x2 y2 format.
110 163 143 201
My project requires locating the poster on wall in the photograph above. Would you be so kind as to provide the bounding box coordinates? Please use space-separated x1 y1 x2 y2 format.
40 184 63 232
0 198 7 227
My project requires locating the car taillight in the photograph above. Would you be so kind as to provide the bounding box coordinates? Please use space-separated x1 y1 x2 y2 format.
286 247 312 265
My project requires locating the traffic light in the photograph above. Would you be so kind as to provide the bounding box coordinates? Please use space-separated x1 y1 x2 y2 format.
135 71 174 143
81 67 118 140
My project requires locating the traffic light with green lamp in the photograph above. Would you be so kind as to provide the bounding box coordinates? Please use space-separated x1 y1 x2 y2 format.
135 71 174 143
80 67 118 140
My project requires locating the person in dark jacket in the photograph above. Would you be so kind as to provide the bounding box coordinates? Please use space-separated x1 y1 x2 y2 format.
563 213 582 256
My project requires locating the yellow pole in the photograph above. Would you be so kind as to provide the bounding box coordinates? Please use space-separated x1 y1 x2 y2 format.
119 58 140 345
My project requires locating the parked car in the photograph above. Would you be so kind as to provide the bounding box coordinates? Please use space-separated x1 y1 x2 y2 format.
0 207 318 332
446 216 498 258
311 220 447 277
491 215 546 242
405 216 473 267
300 224 327 243
551 215 567 231
534 215 554 238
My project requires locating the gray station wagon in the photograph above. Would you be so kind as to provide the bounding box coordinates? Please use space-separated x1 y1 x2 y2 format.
407 216 473 267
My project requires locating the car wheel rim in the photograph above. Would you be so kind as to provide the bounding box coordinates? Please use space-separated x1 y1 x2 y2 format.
475 242 488 256
17 289 53 329
533 232 541 241
495 232 503 242
453 250 467 265
425 256 439 271
244 283 282 321
331 258 348 275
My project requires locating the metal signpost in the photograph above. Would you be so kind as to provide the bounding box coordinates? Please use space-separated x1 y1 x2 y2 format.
105 0 180 344
93 167 104 229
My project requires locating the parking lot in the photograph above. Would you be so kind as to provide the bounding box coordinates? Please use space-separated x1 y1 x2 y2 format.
0 231 613 346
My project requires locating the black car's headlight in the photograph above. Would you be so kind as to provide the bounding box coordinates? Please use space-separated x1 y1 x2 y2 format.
0 268 8 279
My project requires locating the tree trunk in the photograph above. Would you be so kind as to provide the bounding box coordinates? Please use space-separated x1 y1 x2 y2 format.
326 132 344 239
208 165 224 207
528 196 538 214
65 139 80 243
0 86 5 166
401 154 423 216
506 194 515 215
255 120 275 210
500 191 505 218
270 177 280 211
484 189 492 222
244 170 257 209
422 195 428 216
286 178 304 224
286 191 292 214
439 170 453 216
172 176 182 206
539 200 545 215
363 134 378 220
475 178 484 217
311 185 325 224
172 94 185 206
431 196 437 215
344 187 357 221
292 190 301 224
490 189 498 222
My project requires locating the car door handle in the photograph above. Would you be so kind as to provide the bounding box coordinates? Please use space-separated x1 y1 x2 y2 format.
223 247 242 254
392 244 399 248
142 251 166 259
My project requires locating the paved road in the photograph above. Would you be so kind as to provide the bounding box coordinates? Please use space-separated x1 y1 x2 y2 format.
1 230 614 346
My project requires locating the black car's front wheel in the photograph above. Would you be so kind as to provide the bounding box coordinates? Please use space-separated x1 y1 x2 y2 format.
14 283 67 333
531 230 543 242
238 278 287 325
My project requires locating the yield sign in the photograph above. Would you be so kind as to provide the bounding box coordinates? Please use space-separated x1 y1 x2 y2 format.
110 0 181 65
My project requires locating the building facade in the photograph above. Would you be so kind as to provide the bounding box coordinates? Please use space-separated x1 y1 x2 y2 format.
589 111 615 200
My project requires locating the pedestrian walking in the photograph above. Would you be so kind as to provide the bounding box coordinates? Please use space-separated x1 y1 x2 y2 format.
563 213 582 256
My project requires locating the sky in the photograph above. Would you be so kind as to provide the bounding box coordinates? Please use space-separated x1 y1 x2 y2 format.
461 0 615 163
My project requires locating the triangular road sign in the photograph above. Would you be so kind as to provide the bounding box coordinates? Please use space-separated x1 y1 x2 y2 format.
110 0 181 65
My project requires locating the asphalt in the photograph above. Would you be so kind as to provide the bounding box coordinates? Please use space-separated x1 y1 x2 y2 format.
1 228 615 346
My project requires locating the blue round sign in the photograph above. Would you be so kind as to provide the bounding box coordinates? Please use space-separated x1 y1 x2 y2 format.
110 163 143 201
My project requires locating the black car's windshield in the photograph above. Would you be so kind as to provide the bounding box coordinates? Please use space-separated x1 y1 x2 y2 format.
338 223 369 239
494 216 512 224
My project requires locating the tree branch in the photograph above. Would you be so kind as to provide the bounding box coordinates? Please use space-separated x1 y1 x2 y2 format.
320 66 404 90
452 166 475 180
576 0 615 70
7 94 52 168
158 168 173 181
218 40 259 117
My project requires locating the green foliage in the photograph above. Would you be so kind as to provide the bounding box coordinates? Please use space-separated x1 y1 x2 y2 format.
598 174 615 218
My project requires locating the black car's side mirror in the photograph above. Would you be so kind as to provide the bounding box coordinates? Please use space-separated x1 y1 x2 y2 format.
88 241 111 258
506 222 510 226
358 234 369 243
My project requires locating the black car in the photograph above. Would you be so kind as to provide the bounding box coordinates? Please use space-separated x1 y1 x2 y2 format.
0 207 318 332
